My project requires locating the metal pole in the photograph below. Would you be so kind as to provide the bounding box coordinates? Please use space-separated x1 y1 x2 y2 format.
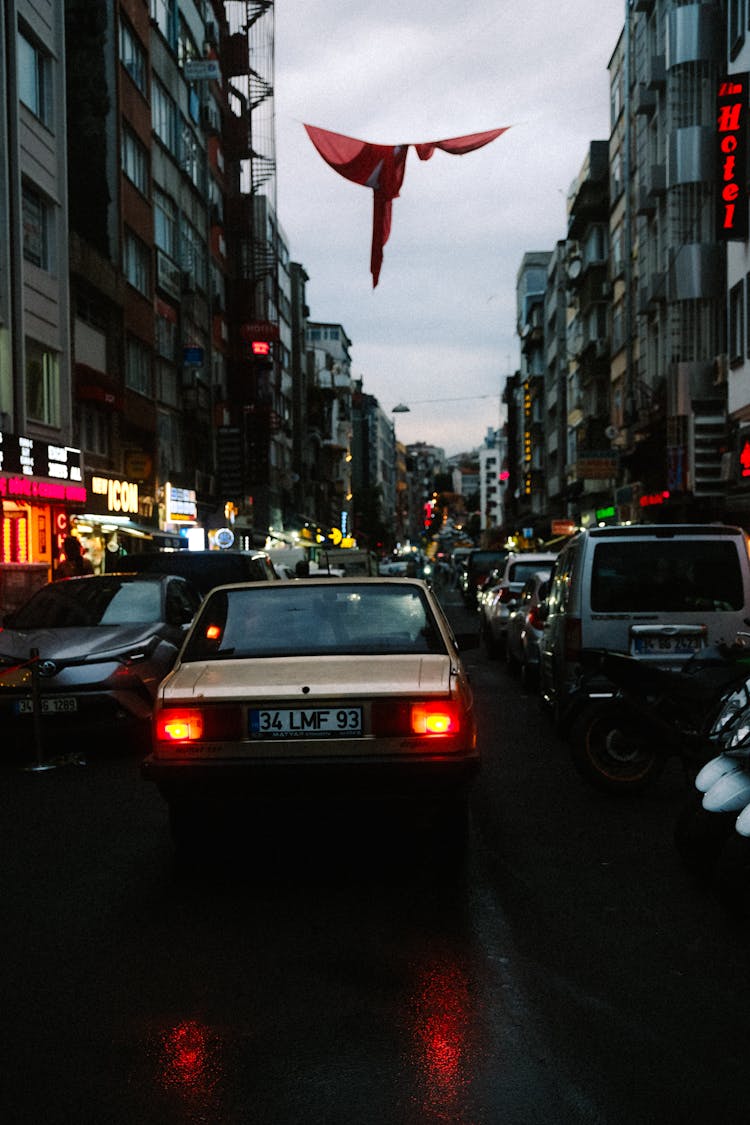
23 647 56 773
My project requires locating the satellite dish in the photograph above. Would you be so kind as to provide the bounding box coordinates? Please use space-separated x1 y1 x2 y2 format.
567 257 582 280
605 425 619 441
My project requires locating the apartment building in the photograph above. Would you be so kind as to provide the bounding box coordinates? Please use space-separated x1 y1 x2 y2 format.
0 0 81 605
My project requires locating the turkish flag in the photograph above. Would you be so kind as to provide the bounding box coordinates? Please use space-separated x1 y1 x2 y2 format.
304 124 510 286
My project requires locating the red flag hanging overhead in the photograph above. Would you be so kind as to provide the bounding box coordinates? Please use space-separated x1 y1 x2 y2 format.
304 124 510 286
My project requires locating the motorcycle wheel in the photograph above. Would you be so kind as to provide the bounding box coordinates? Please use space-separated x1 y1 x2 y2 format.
674 795 736 881
569 703 662 793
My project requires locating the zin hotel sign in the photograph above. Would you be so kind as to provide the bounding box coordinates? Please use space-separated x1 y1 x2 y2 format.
717 74 749 241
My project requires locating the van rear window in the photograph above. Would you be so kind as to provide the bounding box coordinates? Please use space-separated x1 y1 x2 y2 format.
590 541 744 613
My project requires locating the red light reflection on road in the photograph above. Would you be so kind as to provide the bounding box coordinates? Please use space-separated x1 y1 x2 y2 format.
158 1019 222 1111
410 960 472 1117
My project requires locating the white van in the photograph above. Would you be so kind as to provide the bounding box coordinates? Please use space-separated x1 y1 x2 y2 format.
539 524 750 728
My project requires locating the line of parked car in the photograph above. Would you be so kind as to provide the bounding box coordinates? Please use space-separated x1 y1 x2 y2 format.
473 524 750 806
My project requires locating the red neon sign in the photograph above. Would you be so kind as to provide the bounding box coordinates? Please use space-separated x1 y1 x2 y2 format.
740 440 750 478
639 490 670 508
250 341 271 356
717 75 749 240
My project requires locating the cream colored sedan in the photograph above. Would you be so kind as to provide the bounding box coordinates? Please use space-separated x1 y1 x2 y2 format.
142 578 479 852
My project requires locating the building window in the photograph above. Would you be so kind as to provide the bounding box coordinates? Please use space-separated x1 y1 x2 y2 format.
78 403 110 457
730 280 745 366
125 336 152 396
122 126 149 194
156 362 179 406
180 119 204 190
180 219 206 291
119 19 147 94
150 0 176 46
155 308 177 361
154 187 177 257
25 341 59 425
152 80 178 154
158 408 184 475
22 185 50 269
123 228 151 295
730 0 745 60
17 30 50 124
746 273 750 360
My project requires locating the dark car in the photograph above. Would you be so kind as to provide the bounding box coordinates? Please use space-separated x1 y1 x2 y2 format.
0 573 202 759
461 549 509 609
110 549 279 596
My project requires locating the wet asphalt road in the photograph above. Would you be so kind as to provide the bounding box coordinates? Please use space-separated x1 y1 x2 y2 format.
3 584 750 1124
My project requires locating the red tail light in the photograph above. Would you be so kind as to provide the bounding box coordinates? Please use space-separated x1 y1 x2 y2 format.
156 709 204 742
411 704 460 734
527 605 543 630
154 705 243 743
372 700 463 738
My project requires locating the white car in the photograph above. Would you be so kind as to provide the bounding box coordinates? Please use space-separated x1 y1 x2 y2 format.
143 578 479 853
481 552 558 658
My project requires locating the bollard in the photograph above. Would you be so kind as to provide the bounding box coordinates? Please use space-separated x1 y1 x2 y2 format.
23 647 56 773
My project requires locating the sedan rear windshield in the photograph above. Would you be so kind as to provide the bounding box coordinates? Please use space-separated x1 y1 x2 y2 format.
590 541 745 613
182 583 448 660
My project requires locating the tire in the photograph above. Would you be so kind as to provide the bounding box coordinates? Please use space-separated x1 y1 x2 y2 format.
569 703 662 793
674 795 735 881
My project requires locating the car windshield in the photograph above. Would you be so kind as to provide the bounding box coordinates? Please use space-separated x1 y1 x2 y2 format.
182 582 447 660
9 578 163 628
590 541 745 613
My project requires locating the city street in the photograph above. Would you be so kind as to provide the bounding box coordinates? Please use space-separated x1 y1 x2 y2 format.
3 586 750 1125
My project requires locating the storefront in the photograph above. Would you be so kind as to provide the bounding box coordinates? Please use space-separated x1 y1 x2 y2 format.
0 432 86 610
71 471 183 569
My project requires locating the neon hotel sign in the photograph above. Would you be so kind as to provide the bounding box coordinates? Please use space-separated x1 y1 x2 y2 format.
717 74 749 240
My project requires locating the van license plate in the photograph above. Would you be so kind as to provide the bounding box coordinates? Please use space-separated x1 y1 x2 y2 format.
632 635 702 655
15 697 78 714
250 706 363 739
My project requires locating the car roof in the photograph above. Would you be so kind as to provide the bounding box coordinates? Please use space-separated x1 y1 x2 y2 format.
199 575 434 593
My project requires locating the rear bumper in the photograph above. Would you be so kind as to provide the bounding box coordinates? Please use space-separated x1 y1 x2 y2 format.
142 751 480 803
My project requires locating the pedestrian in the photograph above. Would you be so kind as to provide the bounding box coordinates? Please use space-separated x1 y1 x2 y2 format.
56 535 94 578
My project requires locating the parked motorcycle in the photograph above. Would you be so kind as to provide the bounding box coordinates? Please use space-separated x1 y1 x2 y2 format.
674 675 750 915
566 641 750 794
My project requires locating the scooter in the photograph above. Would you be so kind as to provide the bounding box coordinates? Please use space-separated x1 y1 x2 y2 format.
566 641 750 794
674 676 750 915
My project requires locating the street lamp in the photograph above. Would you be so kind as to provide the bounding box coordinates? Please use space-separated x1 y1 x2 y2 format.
391 403 410 414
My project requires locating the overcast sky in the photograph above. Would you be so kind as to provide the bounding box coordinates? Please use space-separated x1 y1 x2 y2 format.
273 1 625 457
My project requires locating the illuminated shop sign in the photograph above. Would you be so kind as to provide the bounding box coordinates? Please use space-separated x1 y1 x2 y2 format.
0 475 86 503
90 475 140 515
0 430 83 482
717 74 749 240
165 483 197 523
